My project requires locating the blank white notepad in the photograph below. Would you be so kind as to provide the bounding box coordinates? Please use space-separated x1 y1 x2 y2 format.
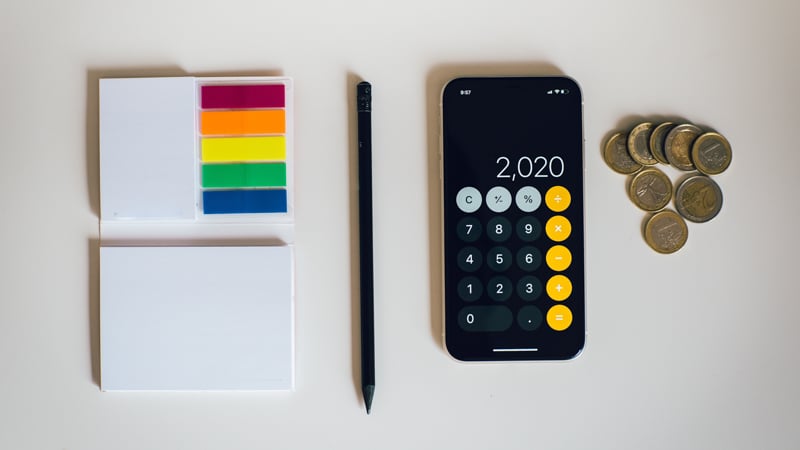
100 246 293 391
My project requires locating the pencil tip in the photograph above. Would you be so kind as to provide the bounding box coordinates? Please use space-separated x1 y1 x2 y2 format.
363 384 375 415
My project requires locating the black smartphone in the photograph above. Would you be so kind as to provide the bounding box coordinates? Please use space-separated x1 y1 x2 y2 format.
441 76 585 361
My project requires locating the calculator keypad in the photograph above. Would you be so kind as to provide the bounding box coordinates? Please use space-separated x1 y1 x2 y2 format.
453 185 576 334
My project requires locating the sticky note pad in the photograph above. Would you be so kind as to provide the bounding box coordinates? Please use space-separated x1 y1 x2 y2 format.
100 246 294 391
98 76 295 392
99 78 197 220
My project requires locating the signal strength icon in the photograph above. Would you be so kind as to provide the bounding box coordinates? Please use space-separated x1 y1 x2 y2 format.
546 90 553 94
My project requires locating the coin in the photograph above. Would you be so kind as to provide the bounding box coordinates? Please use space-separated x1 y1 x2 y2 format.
627 122 658 165
664 123 702 171
675 175 723 223
629 167 672 211
649 122 676 165
644 210 688 254
604 132 642 174
691 132 732 175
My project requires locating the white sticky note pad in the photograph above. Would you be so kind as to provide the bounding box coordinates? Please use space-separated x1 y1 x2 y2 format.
99 77 197 220
100 246 293 391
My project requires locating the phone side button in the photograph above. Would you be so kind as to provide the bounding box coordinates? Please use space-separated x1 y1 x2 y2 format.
457 306 513 332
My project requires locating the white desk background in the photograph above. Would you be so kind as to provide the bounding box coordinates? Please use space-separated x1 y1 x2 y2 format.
1 1 798 449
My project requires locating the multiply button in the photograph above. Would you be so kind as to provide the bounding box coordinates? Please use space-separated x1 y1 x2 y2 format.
456 187 482 213
545 215 572 242
486 186 512 213
545 186 571 212
545 245 572 271
546 304 573 331
546 275 572 301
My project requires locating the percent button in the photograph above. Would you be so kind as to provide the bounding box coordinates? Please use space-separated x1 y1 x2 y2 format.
515 186 541 212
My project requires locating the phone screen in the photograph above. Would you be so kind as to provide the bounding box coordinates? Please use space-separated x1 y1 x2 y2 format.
441 77 584 361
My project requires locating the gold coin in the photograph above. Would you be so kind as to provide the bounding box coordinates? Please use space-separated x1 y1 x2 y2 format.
603 132 642 174
675 175 723 223
644 210 688 254
691 132 732 175
629 167 672 211
664 123 702 171
627 122 658 165
649 122 676 165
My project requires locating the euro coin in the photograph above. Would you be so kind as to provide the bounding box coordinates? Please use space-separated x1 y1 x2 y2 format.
675 175 723 223
627 122 658 165
665 123 702 171
629 167 672 211
649 122 676 165
691 132 732 175
644 210 688 254
604 132 642 174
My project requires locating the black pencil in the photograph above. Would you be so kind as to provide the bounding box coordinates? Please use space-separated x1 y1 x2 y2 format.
357 81 375 414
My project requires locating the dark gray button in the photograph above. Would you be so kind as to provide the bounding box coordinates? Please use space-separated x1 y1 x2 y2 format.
517 305 544 331
457 276 482 302
516 216 542 242
487 276 512 302
517 275 543 301
457 217 482 242
458 306 513 332
487 216 511 242
457 247 482 272
487 246 512 271
517 246 542 271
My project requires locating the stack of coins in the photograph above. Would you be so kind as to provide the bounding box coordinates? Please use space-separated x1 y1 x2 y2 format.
603 120 732 253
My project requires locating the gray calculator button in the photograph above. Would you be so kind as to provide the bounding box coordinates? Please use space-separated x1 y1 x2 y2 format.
487 216 512 242
458 306 513 332
486 186 512 213
487 246 512 272
456 187 482 213
457 247 482 272
517 246 543 271
517 275 543 301
517 305 544 331
487 276 512 302
516 216 542 242
515 186 542 212
457 276 482 302
457 217 482 242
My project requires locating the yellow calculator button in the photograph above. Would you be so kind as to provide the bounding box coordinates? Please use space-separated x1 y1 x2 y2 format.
545 245 572 271
546 275 572 301
547 305 573 331
545 215 572 242
545 186 571 212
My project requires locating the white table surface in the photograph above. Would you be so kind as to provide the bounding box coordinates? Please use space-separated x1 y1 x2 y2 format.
1 1 799 449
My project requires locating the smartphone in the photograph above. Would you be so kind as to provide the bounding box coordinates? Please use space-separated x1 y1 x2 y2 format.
441 76 585 361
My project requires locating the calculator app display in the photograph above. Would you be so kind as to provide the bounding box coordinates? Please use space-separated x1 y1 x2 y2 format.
441 77 584 361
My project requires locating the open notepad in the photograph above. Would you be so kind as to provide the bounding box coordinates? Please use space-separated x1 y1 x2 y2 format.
99 76 294 391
